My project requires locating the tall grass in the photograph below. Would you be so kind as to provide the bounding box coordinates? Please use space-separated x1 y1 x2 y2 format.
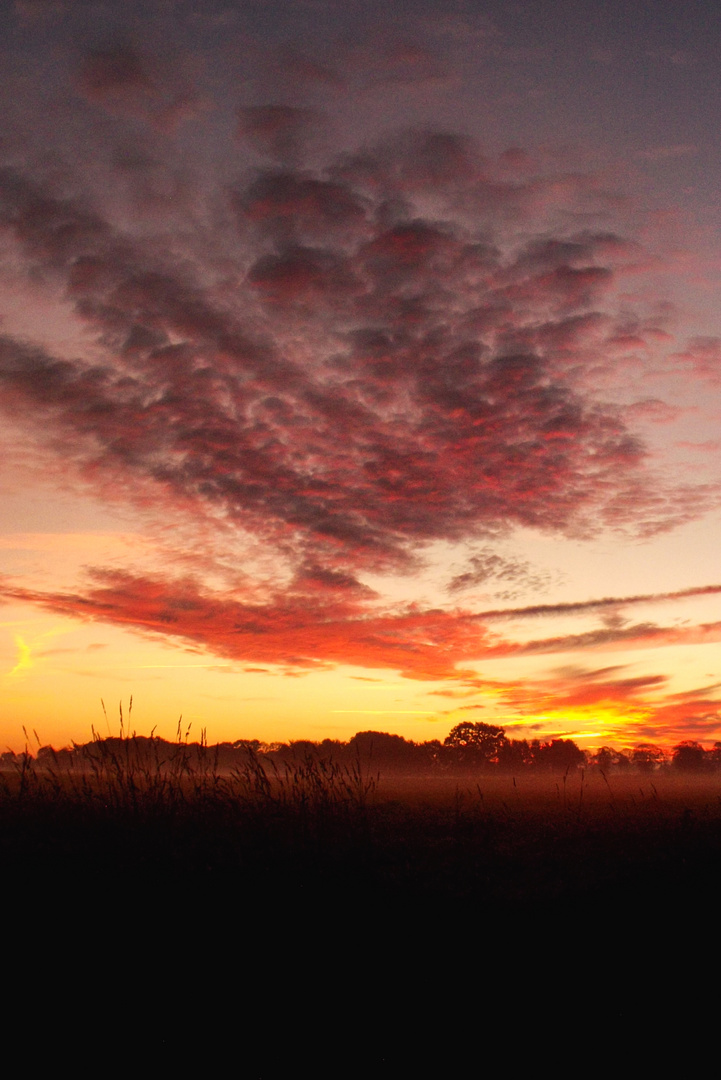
1 702 378 826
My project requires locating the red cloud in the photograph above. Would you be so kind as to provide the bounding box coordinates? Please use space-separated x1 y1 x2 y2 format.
0 133 709 583
4 570 721 681
0 131 712 597
0 571 492 682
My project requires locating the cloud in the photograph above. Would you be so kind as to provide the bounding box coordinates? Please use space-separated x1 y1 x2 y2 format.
672 337 721 384
486 619 721 658
290 562 378 597
279 50 344 90
4 569 721 688
623 398 683 424
447 548 557 596
236 106 325 163
0 126 711 655
471 584 721 622
539 669 669 709
0 570 492 682
75 42 202 131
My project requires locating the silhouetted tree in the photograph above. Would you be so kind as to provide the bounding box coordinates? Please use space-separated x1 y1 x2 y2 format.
496 738 534 770
631 744 666 772
591 746 631 772
347 731 420 770
319 739 345 757
232 739 263 753
532 739 586 771
672 741 708 772
444 721 508 768
285 740 320 761
415 739 447 772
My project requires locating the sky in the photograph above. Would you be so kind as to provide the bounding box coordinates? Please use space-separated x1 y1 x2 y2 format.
2 0 721 752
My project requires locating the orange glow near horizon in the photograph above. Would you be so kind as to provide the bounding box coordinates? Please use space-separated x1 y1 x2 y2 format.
1 597 718 755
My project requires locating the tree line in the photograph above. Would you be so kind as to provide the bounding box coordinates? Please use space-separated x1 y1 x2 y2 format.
3 720 719 775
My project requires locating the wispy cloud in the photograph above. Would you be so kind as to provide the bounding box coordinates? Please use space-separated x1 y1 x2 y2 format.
472 584 721 621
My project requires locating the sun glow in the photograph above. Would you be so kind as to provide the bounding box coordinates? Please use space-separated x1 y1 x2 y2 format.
519 704 655 747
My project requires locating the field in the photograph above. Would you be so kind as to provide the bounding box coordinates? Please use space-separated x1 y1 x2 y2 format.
6 735 720 1041
4 736 721 917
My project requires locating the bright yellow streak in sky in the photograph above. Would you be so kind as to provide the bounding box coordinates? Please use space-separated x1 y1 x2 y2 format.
517 704 655 746
5 625 70 681
8 635 32 678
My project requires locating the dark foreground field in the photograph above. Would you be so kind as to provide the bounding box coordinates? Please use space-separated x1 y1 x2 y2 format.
5 745 720 1044
5 747 721 917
